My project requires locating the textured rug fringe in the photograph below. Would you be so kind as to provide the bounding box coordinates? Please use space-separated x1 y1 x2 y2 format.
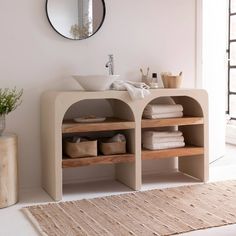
22 208 47 236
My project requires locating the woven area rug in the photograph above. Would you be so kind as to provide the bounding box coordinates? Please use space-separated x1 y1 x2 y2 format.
23 180 236 236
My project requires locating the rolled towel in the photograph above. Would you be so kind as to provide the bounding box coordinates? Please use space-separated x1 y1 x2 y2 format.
143 141 185 150
142 136 184 145
143 112 183 119
143 131 183 139
143 104 183 115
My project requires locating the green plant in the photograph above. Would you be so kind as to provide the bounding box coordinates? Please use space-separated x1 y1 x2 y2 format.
0 88 23 115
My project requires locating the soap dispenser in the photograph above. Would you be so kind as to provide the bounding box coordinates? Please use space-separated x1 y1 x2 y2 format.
150 73 159 89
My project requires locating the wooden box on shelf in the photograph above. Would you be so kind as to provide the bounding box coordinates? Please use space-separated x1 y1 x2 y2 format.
63 140 97 158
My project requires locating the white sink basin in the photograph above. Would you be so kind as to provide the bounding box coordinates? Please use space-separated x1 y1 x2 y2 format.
73 75 120 91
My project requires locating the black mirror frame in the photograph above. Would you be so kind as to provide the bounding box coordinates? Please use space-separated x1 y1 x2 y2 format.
45 0 106 40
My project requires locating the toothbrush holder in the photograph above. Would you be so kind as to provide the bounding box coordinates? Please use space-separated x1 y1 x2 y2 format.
142 75 152 86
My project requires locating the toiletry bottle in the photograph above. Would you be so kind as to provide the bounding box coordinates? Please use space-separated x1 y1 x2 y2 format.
150 73 158 88
152 73 157 83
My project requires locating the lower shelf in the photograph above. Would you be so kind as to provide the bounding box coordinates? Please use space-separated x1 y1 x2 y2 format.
62 146 204 168
142 146 204 160
62 153 135 168
62 171 201 196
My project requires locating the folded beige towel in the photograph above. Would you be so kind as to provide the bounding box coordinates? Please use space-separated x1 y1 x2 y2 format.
143 136 184 145
143 104 183 115
143 131 183 139
143 141 185 150
143 112 183 119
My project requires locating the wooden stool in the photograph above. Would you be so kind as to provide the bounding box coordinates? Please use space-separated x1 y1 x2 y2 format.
0 133 18 208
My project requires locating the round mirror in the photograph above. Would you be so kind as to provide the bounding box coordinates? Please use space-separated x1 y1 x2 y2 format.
46 0 106 40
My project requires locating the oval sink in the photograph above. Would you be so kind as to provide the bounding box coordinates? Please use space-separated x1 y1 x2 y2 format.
73 75 120 91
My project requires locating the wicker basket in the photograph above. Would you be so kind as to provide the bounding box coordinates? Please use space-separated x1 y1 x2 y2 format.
161 75 182 88
99 141 126 155
63 140 97 158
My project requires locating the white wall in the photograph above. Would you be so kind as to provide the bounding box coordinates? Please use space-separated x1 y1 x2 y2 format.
0 0 196 188
200 0 227 162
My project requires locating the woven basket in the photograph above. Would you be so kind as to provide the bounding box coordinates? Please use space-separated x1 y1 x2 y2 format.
161 75 182 88
99 141 126 155
63 140 97 158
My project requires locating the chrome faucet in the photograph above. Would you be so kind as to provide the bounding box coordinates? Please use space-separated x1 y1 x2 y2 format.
105 54 114 75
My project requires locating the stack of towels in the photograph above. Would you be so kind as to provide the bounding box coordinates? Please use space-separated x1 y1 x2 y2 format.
142 131 185 150
143 104 183 119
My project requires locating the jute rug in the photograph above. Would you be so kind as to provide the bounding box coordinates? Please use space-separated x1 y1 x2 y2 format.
23 180 236 236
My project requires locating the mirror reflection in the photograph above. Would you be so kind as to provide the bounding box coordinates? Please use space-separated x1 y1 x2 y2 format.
46 0 106 40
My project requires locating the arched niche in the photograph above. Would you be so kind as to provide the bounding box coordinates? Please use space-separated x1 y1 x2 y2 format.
60 98 137 197
140 95 206 183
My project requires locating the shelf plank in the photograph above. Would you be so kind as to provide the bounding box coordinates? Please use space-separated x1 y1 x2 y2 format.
62 146 203 168
62 153 135 168
142 146 204 160
142 117 204 128
62 117 135 134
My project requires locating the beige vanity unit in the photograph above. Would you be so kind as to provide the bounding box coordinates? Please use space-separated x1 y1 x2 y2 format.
41 89 208 201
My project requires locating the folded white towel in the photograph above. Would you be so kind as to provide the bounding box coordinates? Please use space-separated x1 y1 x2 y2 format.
143 112 183 119
143 136 184 145
127 81 150 90
143 131 183 139
143 141 185 150
144 104 183 115
112 80 150 100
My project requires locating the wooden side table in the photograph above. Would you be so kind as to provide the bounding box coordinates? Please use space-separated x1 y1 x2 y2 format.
0 133 18 208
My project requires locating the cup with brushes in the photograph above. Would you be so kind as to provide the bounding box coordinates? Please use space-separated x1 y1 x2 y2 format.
140 67 151 85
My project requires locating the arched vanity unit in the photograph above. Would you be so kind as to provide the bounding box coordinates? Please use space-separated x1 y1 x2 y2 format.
41 89 208 201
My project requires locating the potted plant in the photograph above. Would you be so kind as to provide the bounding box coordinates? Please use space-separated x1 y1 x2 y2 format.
0 88 23 135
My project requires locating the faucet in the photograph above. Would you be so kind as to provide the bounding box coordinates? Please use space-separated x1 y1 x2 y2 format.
105 54 114 75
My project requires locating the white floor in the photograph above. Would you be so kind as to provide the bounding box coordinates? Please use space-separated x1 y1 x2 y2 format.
1 145 236 236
